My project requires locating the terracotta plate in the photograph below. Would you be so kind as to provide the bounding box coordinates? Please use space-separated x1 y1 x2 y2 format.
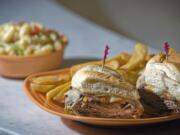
23 69 180 126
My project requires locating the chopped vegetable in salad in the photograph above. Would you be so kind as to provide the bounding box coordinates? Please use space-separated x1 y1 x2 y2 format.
0 22 68 56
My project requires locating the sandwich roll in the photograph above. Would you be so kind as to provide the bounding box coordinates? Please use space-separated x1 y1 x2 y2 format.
72 65 139 101
65 65 144 118
137 54 180 113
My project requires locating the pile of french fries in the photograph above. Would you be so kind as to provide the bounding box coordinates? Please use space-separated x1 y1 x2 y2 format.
30 43 152 103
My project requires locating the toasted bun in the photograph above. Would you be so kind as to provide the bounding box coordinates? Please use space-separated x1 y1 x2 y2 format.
71 65 139 100
136 54 180 103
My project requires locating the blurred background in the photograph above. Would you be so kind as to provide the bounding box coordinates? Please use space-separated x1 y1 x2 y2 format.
57 0 180 50
0 0 179 50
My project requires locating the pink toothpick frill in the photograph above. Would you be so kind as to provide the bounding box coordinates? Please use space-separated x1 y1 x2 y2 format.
102 45 110 69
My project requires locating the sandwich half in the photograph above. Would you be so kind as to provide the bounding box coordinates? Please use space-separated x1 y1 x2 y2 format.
137 53 180 114
65 65 143 118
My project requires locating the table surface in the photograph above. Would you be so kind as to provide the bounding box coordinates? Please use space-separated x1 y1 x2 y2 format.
0 0 179 135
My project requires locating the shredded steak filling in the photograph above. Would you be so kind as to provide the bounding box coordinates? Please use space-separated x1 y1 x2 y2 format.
138 87 180 113
70 97 141 118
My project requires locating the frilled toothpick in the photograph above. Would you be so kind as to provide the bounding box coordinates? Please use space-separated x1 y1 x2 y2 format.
164 42 170 61
102 45 110 70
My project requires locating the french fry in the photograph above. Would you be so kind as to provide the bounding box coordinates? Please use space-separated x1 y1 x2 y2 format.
117 69 139 85
121 43 148 70
30 83 56 93
53 82 71 102
119 52 131 64
108 52 131 66
106 60 120 70
130 54 154 72
31 74 70 85
126 71 139 85
60 74 71 82
46 82 70 101
145 54 154 62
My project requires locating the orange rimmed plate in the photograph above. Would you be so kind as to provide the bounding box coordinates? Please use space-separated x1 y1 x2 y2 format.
23 68 180 126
